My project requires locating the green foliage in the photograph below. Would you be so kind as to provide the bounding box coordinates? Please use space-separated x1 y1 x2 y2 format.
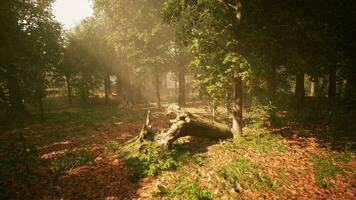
103 140 121 153
92 0 175 105
331 152 354 165
244 104 276 129
54 147 94 173
221 158 278 191
311 155 348 188
0 135 45 198
1 0 63 113
325 105 356 142
233 133 287 154
155 176 212 200
125 142 182 182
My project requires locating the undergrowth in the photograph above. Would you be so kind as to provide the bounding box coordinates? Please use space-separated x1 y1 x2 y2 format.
311 154 351 188
0 134 44 199
125 141 191 182
155 176 212 200
103 140 121 153
54 147 94 173
220 157 278 192
228 132 287 155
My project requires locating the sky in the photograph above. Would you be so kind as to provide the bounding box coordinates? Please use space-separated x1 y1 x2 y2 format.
52 0 93 29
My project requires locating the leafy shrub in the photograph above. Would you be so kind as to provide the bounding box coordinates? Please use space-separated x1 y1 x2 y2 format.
125 142 181 182
155 176 212 200
244 104 276 129
325 105 356 142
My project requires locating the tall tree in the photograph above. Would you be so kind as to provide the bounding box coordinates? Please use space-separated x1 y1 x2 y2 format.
0 0 62 118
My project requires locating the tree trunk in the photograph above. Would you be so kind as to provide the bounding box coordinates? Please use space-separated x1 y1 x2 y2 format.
155 73 161 109
118 65 133 105
230 0 243 136
164 72 167 90
266 67 278 102
104 74 110 103
107 76 112 95
232 75 243 135
142 106 232 149
38 97 44 121
116 74 120 97
328 66 336 100
0 83 5 100
7 75 25 115
174 73 178 96
178 64 186 107
345 73 356 104
295 71 305 112
310 81 315 97
81 71 88 103
65 74 72 105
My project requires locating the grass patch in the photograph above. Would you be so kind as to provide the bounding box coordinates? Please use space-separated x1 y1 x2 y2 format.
221 157 278 191
46 105 145 127
333 152 354 165
326 148 354 165
233 133 287 154
155 176 212 200
54 147 94 173
103 140 121 153
311 155 348 188
276 167 290 185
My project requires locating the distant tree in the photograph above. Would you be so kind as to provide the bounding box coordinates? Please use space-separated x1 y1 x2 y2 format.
0 0 62 119
93 0 175 108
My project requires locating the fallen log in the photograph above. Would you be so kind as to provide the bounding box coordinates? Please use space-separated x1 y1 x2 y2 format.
140 105 232 149
138 110 155 142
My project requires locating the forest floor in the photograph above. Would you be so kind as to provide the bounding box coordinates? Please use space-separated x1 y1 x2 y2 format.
0 102 355 200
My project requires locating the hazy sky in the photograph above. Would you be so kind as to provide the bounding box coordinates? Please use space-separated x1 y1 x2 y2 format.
52 0 93 29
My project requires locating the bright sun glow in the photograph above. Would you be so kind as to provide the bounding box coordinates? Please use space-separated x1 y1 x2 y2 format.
52 0 93 29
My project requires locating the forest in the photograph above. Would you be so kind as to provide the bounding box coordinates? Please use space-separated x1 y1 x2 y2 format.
0 0 355 199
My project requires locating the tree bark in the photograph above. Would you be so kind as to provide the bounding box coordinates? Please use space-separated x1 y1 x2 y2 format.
108 77 112 95
65 74 72 105
38 97 44 121
310 81 315 97
295 71 305 112
104 74 110 103
155 73 161 109
345 73 356 104
164 72 167 90
266 67 278 102
118 65 133 105
155 107 232 149
178 64 186 107
328 66 336 100
116 74 120 97
81 71 88 103
232 75 243 135
231 0 243 136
